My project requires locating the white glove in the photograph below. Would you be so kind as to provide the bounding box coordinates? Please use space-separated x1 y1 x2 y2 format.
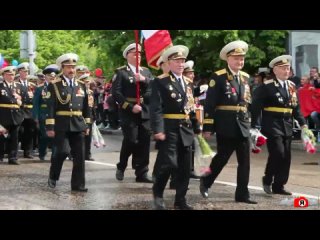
200 84 208 93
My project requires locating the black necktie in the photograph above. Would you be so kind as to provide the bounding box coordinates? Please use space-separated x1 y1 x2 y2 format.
177 78 184 91
282 81 288 98
70 80 73 88
234 75 241 96
234 75 239 84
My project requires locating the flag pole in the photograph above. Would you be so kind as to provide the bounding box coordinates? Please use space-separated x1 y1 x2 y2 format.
134 30 140 105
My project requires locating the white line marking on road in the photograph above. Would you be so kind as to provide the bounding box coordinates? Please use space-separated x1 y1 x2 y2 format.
86 161 116 167
216 180 319 200
192 179 319 200
90 160 319 200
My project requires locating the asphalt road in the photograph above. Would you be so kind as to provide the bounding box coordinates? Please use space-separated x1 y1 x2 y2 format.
0 129 319 210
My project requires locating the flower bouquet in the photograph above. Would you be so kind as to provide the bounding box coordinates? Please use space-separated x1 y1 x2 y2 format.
194 135 216 175
250 128 267 154
301 128 316 154
92 121 106 148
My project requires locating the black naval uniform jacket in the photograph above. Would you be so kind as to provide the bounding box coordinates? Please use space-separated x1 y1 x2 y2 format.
45 76 90 132
150 72 200 148
112 64 153 125
0 81 24 127
251 78 305 137
32 82 50 122
18 79 36 119
203 68 251 138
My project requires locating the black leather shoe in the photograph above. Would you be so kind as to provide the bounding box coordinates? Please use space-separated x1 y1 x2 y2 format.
116 169 124 181
136 175 153 183
199 177 209 198
48 178 56 188
86 158 95 161
174 202 193 210
24 154 33 159
262 177 272 194
8 160 19 165
152 197 166 210
39 156 45 161
272 189 292 195
235 198 258 204
71 187 88 192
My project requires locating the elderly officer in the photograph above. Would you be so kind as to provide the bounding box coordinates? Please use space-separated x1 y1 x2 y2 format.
183 60 209 99
183 60 206 180
16 62 37 159
46 53 90 192
0 66 24 164
78 73 95 161
27 75 40 151
156 56 170 75
152 55 170 177
151 45 201 210
112 43 154 183
251 55 307 195
76 65 89 79
200 40 257 204
32 64 60 160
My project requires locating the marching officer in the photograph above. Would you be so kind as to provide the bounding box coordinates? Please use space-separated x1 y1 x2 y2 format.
75 65 95 161
76 65 89 78
151 45 201 210
0 66 24 164
32 64 60 160
16 62 37 158
27 75 40 152
46 53 90 192
183 60 203 179
156 56 170 75
152 56 169 177
112 43 154 183
78 73 95 161
199 40 257 204
251 55 307 195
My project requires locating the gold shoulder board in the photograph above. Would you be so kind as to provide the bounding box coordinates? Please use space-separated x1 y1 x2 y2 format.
264 79 274 85
116 65 126 70
51 79 62 84
287 80 295 86
215 69 227 76
77 79 85 84
158 73 169 79
240 71 250 78
184 77 192 83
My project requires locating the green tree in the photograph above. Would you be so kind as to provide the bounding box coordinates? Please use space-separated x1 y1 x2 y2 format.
80 30 289 78
34 30 97 72
0 30 20 64
0 30 98 73
1 30 288 79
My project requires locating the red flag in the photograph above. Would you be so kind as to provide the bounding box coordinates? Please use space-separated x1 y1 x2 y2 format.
141 30 172 69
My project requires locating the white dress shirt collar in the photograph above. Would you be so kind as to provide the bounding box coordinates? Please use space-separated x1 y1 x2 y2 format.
128 63 142 73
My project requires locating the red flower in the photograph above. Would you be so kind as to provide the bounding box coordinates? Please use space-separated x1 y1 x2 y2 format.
256 136 267 147
231 87 236 93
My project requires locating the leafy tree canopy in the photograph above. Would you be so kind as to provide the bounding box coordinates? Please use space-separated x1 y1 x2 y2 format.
1 30 288 80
